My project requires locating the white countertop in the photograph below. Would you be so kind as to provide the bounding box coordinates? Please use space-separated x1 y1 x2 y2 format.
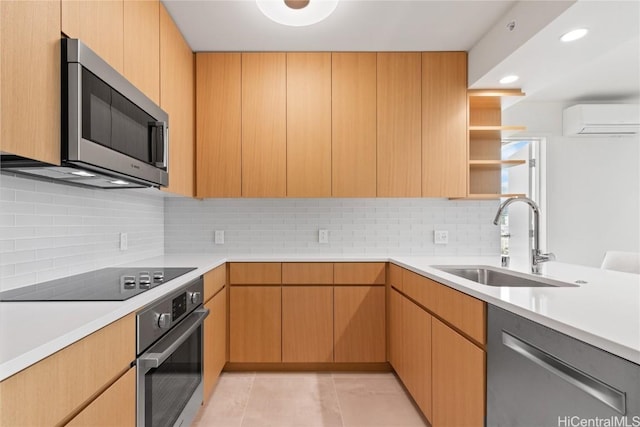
1 253 639 381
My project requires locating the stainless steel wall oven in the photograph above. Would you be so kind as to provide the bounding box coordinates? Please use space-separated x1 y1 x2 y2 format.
136 277 208 427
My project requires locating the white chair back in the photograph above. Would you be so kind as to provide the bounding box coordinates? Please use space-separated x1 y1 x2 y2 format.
600 251 640 274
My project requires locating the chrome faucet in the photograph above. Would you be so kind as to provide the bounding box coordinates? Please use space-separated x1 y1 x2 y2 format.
493 197 555 274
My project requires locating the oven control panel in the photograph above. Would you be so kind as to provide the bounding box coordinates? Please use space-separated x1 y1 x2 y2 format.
136 276 204 354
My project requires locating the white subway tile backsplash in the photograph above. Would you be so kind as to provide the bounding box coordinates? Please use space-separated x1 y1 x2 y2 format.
0 173 164 291
165 198 501 257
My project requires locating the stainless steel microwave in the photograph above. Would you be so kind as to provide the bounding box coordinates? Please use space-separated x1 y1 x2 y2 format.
1 38 169 189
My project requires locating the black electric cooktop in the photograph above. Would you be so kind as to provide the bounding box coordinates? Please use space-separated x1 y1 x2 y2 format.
0 267 196 302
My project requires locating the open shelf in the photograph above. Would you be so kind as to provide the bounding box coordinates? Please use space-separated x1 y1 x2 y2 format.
469 160 526 170
452 193 526 200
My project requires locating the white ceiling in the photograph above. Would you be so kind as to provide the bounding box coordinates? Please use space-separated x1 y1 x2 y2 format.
162 0 515 51
162 0 640 105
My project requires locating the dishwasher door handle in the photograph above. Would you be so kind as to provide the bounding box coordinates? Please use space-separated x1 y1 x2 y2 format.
502 331 627 415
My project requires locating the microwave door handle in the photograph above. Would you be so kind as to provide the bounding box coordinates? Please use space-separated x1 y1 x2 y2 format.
149 121 167 169
138 308 209 374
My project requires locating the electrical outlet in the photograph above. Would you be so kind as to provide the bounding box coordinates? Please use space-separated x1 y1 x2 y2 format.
318 229 329 244
434 230 448 244
119 232 128 251
214 230 225 244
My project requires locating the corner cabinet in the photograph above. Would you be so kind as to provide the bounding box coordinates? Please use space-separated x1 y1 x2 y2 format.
0 0 61 165
467 89 526 199
160 4 195 197
388 265 486 427
203 265 228 402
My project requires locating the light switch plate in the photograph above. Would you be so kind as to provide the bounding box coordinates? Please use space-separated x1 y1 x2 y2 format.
434 230 448 244
319 229 329 244
119 232 128 251
214 230 225 244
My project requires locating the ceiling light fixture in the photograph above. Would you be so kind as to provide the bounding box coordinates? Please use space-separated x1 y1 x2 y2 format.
256 0 339 27
560 28 588 42
499 75 519 84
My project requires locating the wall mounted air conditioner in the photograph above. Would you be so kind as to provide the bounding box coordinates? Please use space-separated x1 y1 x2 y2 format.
563 104 640 136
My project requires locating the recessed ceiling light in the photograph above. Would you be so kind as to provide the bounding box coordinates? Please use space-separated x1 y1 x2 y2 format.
560 28 588 42
109 180 130 185
70 170 96 177
256 0 339 27
499 75 519 84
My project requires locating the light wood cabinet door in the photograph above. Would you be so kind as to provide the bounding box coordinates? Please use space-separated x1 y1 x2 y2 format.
422 52 468 198
389 288 404 376
403 296 432 422
377 53 422 197
123 0 160 104
160 4 195 197
229 286 281 362
286 52 332 197
432 318 485 427
0 315 134 426
204 287 227 401
229 262 282 285
241 53 287 197
334 262 385 285
62 0 124 73
334 286 385 362
0 0 60 165
196 53 242 197
331 53 377 197
66 368 136 427
282 286 334 362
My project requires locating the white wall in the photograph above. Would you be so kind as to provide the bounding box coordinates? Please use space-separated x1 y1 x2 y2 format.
504 101 640 267
164 198 501 257
0 173 164 291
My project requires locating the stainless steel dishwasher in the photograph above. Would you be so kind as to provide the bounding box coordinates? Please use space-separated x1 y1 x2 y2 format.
487 305 640 426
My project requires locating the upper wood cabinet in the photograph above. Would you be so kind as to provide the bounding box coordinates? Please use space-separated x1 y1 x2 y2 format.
332 53 377 197
123 0 160 104
160 4 195 197
377 53 422 197
0 0 61 165
287 53 332 197
196 53 242 198
422 52 468 198
62 0 124 73
242 53 287 197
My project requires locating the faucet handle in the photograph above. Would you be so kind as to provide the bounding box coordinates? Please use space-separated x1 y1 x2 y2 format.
540 252 556 262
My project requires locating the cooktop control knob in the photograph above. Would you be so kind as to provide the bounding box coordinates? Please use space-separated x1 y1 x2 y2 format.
188 291 201 305
153 271 164 283
139 272 151 289
157 312 172 329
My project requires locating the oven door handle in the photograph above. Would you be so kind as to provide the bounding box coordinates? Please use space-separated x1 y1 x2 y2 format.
138 308 209 374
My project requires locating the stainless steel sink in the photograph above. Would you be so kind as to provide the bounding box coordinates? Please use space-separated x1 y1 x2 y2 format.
431 265 578 288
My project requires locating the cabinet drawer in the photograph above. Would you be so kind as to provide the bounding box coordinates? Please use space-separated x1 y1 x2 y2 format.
388 263 403 291
282 263 333 285
229 262 282 284
204 264 226 302
0 314 135 426
334 262 385 285
425 276 486 345
402 269 485 345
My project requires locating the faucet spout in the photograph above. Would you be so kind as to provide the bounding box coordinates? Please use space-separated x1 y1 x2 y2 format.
493 196 554 274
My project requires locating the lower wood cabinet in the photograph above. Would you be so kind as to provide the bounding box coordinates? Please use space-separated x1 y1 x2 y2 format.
334 286 386 363
0 314 135 426
66 367 136 427
204 286 227 401
432 318 485 427
282 286 334 362
229 286 282 362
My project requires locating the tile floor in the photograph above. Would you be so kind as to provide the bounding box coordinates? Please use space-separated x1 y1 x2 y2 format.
194 372 429 427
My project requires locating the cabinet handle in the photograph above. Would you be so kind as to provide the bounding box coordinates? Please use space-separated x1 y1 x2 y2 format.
502 331 626 414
